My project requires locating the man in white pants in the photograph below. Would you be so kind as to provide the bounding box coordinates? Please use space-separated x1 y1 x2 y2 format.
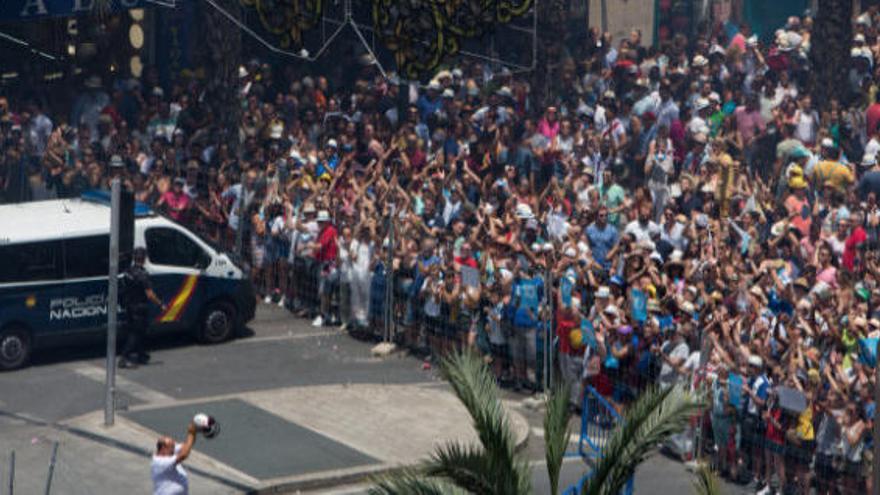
152 421 197 495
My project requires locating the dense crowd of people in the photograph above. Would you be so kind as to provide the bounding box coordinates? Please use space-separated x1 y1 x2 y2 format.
9 7 880 494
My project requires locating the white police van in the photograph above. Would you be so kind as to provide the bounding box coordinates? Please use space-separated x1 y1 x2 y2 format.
0 194 256 370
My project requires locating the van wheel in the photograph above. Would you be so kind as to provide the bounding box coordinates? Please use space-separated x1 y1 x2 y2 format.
0 326 31 371
199 301 236 344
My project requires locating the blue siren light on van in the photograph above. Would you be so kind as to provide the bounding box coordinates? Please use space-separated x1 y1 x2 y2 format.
80 189 154 217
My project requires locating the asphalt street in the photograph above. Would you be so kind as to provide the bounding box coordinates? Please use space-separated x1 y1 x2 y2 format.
0 303 746 494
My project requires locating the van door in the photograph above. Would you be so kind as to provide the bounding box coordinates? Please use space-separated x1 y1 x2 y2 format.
0 240 66 345
61 235 111 337
143 226 211 331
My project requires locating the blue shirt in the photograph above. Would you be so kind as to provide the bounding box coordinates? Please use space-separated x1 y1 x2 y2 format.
513 276 544 328
586 223 618 269
315 154 339 178
417 95 442 122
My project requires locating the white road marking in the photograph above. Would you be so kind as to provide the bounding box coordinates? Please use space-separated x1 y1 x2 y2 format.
231 330 341 345
70 363 174 404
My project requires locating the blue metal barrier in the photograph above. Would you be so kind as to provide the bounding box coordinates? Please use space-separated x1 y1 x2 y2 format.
578 385 620 460
563 384 633 495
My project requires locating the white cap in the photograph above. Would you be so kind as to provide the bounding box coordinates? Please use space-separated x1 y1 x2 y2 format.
515 203 535 219
316 210 331 222
326 138 338 148
821 137 835 148
862 152 877 167
604 305 619 315
695 98 710 111
692 55 708 67
442 88 455 98
596 286 611 298
564 247 577 258
855 33 866 43
427 81 441 91
748 355 764 367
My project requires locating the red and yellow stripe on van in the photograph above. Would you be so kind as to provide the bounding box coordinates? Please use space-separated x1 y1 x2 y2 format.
158 275 198 323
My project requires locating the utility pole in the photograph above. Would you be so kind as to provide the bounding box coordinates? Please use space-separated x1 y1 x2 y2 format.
384 204 395 343
105 178 121 427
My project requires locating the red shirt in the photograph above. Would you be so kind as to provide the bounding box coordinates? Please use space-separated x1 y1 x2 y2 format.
160 191 190 222
315 224 338 263
843 226 867 271
765 407 784 444
407 148 427 171
867 103 880 136
556 310 583 356
454 256 478 269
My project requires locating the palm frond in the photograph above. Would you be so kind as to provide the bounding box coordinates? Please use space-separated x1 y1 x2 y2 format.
439 350 532 494
691 462 722 495
425 442 494 493
369 469 470 495
544 383 573 495
585 385 704 495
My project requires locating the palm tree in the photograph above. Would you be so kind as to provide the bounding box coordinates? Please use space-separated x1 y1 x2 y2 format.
582 385 703 495
691 462 721 495
370 350 532 495
370 351 702 495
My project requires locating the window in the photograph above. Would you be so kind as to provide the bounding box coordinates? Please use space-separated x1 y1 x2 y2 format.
0 240 63 283
64 236 110 278
145 227 205 268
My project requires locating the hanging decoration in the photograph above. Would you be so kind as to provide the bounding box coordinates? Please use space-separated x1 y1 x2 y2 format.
238 0 534 79
372 0 534 79
239 0 323 49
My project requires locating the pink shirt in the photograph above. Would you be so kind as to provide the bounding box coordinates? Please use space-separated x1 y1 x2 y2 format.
729 33 746 53
537 118 559 140
816 267 838 289
161 191 190 222
734 106 766 143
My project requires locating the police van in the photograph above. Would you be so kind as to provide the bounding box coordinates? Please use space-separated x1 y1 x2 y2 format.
0 194 256 370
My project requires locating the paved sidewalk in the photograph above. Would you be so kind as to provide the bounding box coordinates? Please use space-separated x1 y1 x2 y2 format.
4 382 529 494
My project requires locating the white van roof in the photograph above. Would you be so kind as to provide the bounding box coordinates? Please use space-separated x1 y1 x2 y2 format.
0 199 160 244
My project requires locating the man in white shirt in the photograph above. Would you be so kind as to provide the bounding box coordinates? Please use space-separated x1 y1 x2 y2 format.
624 202 660 244
152 421 197 495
